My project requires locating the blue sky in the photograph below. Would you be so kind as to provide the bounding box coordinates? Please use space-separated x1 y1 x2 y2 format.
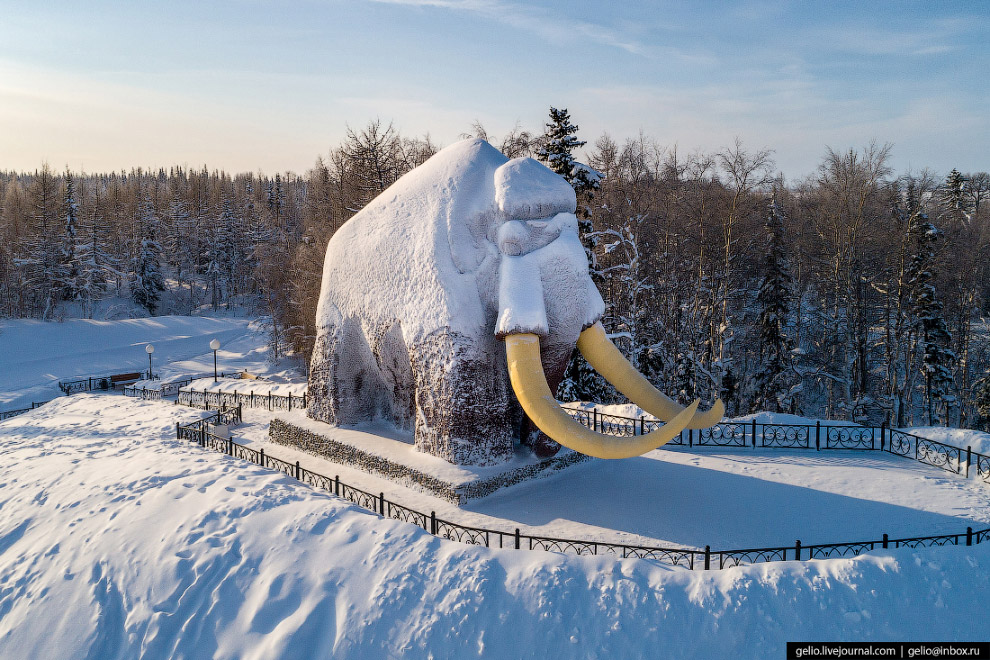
1 0 986 178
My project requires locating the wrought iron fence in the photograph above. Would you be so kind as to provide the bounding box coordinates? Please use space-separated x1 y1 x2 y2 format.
0 400 54 421
177 387 307 412
124 377 197 399
59 370 148 394
174 408 990 571
561 407 990 486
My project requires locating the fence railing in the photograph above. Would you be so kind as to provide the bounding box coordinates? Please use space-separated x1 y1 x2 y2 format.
0 400 54 421
177 387 307 412
124 377 197 400
562 408 990 486
59 370 149 395
174 405 990 571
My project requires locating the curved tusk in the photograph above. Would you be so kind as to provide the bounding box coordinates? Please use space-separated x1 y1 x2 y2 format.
505 333 698 459
576 322 724 429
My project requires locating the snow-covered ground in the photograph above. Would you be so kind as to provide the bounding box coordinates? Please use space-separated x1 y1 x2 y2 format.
2 395 989 659
0 316 298 411
235 408 990 549
4 316 990 657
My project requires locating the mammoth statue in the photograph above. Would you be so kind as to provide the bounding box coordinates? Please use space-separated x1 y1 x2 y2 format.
308 139 722 466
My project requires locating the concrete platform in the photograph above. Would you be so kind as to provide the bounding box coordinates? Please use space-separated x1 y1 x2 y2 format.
268 411 591 504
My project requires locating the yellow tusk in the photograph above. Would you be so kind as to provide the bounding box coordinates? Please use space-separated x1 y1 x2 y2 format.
576 322 724 429
505 333 698 459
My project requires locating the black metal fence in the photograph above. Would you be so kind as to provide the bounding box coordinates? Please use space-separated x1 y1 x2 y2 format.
562 408 990 486
0 400 53 421
177 387 307 412
58 370 149 394
175 406 990 571
124 377 198 400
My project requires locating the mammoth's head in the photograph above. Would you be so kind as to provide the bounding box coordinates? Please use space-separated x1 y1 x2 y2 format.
478 152 724 459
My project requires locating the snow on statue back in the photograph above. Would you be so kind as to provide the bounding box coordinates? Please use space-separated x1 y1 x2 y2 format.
309 139 721 466
308 139 593 464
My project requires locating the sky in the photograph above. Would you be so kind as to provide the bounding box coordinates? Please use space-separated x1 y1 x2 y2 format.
0 0 986 180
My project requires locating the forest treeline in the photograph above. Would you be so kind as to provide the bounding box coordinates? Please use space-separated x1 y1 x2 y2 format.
1 113 989 429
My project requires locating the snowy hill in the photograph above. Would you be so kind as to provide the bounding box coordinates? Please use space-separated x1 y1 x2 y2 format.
0 315 293 411
2 395 989 658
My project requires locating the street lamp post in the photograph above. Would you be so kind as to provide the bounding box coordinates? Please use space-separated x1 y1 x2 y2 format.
210 339 220 382
145 344 155 379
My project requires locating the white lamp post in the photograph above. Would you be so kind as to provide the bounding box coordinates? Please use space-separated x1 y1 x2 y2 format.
210 339 221 382
145 343 155 379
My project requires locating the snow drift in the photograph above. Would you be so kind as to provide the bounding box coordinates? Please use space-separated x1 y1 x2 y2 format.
2 396 990 659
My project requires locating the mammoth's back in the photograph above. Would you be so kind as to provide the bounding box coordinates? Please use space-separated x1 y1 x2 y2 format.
316 139 508 344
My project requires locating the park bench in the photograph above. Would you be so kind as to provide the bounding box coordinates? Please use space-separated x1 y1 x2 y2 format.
109 372 143 389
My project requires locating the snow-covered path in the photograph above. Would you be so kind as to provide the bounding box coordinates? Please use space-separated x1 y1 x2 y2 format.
0 316 278 410
2 396 989 659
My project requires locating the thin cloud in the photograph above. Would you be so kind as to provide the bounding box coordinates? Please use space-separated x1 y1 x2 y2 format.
366 0 699 60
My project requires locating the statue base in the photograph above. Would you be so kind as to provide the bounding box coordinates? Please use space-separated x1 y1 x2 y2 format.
269 413 591 505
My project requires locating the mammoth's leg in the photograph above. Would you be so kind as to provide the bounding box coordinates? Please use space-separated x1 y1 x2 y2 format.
409 329 513 466
308 315 387 425
519 341 570 459
308 320 343 424
368 321 415 430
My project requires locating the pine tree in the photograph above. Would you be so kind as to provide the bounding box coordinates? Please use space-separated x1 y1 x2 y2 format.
73 187 117 318
751 193 795 412
975 373 990 431
538 108 610 403
536 107 600 272
905 209 956 425
938 169 973 227
60 170 80 301
131 194 165 315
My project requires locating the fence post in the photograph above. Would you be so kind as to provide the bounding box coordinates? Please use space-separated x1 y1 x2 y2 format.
689 428 693 447
260 448 265 467
295 461 301 480
593 409 598 433
380 492 385 516
175 422 180 439
794 540 802 561
704 545 710 570
335 475 340 497
815 421 821 451
304 392 307 408
515 528 521 550
753 423 758 448
288 395 292 412
640 416 644 436
269 392 273 410
880 423 886 451
882 533 888 549
967 527 973 546
966 446 971 479
430 511 437 535
237 404 242 423
228 437 233 456
752 420 757 447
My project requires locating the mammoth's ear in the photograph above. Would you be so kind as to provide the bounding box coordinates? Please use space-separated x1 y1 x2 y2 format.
445 139 505 274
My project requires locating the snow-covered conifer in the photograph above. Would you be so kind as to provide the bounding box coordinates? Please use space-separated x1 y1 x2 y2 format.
905 209 956 424
751 193 795 413
131 194 165 315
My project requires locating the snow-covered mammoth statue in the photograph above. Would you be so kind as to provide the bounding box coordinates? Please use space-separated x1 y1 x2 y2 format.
308 139 722 465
